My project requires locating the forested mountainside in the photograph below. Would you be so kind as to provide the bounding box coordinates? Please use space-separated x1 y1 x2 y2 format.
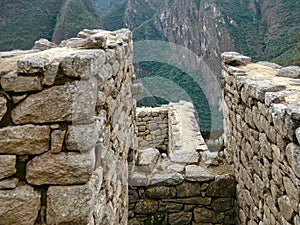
97 0 300 66
0 0 100 51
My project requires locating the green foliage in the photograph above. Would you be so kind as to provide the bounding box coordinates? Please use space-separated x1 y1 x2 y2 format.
135 61 216 131
91 0 122 16
0 0 100 51
100 0 127 30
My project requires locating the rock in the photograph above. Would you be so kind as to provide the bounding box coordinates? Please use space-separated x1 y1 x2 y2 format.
12 94 27 104
168 211 192 225
47 167 103 225
221 52 251 66
164 196 211 205
0 178 18 190
26 150 95 185
145 186 176 199
1 72 42 92
257 61 282 69
50 129 66 153
128 173 148 186
207 174 236 197
0 96 7 121
0 185 40 225
65 123 98 152
134 199 158 214
137 148 160 166
0 155 16 179
285 143 300 178
276 66 300 78
17 56 49 73
32 38 57 50
61 50 105 79
0 125 50 155
211 198 234 212
149 172 184 186
170 150 199 164
176 182 201 197
295 127 300 146
43 59 59 86
194 207 225 223
158 202 183 213
185 165 215 182
278 195 294 221
11 79 97 124
131 83 143 95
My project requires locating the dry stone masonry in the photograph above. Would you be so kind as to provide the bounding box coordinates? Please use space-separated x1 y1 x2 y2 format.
222 52 300 225
129 102 236 225
0 28 136 225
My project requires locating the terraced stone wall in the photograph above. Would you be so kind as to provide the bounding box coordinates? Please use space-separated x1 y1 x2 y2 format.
129 102 236 225
0 28 136 225
222 52 300 225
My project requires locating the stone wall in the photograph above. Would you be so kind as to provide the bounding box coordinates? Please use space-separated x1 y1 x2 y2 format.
136 106 169 153
221 52 300 225
0 28 136 225
129 102 236 225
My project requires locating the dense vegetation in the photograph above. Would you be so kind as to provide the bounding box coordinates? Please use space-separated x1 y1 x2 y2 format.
0 0 100 51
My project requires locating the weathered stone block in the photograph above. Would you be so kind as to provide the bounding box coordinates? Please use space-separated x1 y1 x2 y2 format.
11 79 97 124
17 56 49 73
285 143 300 178
137 148 160 166
194 207 225 223
0 155 16 180
221 52 251 66
0 96 7 122
61 49 105 79
145 186 176 199
134 199 158 214
149 172 184 186
211 198 234 212
1 73 42 92
158 202 182 213
47 167 103 225
185 165 215 182
50 129 66 153
0 125 50 155
65 123 98 151
26 150 95 185
170 150 199 164
0 185 40 225
207 174 236 197
168 211 192 225
176 182 201 197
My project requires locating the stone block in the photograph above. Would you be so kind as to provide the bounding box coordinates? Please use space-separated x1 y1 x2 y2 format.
47 167 103 225
17 56 49 73
278 195 294 221
137 148 160 166
221 52 251 66
26 150 95 185
194 207 225 223
285 143 300 178
176 182 201 197
0 178 18 190
158 202 182 213
65 123 98 151
61 49 105 79
11 79 97 124
50 129 66 153
276 66 300 78
185 165 215 182
207 174 236 197
170 151 199 164
1 73 42 92
0 125 50 155
145 186 176 199
211 198 234 212
168 211 192 225
0 96 7 122
0 155 16 180
134 199 158 214
0 185 40 225
149 172 184 186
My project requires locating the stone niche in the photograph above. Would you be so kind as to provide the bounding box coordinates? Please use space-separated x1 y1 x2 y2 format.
0 28 136 225
129 101 237 225
221 52 300 225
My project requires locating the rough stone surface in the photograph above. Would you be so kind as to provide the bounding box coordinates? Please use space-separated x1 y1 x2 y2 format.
47 167 103 225
221 52 251 66
0 155 16 180
149 172 184 186
11 79 97 124
0 96 7 121
0 178 18 190
137 148 160 166
26 150 95 185
1 72 42 92
276 66 300 78
32 38 57 50
0 185 40 225
0 125 50 155
185 165 215 182
65 123 98 151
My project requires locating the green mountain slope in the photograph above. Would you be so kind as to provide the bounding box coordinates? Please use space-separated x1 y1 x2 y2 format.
0 0 101 51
